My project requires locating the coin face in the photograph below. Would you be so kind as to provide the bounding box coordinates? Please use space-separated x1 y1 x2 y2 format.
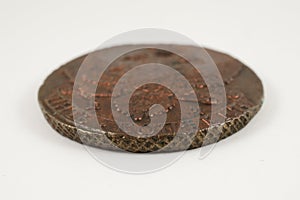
38 44 263 152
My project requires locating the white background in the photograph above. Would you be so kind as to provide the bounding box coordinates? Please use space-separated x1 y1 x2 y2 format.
1 0 300 199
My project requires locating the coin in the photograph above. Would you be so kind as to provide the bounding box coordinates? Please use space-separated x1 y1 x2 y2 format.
38 44 263 152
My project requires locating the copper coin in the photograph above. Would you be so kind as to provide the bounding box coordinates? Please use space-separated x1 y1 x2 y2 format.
38 44 263 152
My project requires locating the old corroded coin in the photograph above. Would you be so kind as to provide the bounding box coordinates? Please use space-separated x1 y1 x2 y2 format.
38 44 263 152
